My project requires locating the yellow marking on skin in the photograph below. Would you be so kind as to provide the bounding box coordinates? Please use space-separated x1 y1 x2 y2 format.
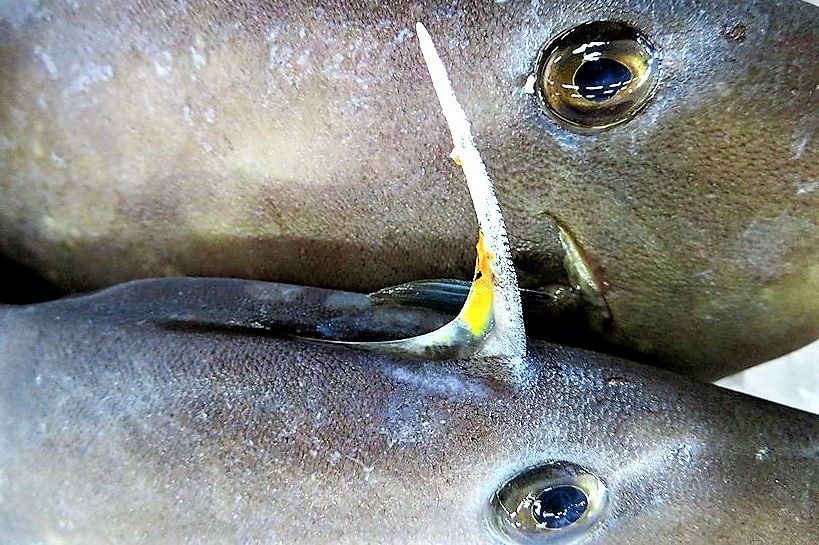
459 230 494 337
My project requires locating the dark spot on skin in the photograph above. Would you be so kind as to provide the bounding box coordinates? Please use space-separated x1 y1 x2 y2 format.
532 485 588 528
722 23 747 43
605 376 631 387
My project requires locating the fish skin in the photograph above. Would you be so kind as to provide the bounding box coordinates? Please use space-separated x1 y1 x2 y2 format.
0 1 817 379
0 278 817 544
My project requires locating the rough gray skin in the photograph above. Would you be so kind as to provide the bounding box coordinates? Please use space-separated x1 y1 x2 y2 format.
0 278 817 544
0 1 817 379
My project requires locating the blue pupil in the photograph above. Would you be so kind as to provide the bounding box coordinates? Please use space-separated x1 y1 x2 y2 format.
573 58 633 103
531 485 588 528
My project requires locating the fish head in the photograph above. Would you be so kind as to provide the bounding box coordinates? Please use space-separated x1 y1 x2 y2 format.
302 347 819 544
412 0 819 377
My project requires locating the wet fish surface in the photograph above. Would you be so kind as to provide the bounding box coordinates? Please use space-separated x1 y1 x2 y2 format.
0 1 818 378
0 278 817 544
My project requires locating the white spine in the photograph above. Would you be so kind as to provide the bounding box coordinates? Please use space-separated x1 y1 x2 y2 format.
416 22 526 362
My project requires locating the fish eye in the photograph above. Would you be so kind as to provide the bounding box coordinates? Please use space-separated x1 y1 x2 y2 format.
487 461 608 543
533 21 660 132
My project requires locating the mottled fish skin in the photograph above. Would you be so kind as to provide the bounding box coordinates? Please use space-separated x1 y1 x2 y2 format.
0 278 817 544
0 1 818 379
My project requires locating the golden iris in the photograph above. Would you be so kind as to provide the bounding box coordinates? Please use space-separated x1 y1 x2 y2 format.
535 21 660 132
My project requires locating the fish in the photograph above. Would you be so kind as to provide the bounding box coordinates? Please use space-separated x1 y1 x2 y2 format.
1 276 818 544
0 0 818 380
4 62 816 543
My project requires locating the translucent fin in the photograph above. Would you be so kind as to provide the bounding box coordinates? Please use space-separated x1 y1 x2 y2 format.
304 23 526 365
370 279 473 313
371 279 584 323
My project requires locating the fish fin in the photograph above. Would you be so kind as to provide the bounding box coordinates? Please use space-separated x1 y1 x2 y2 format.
133 278 452 342
416 22 526 363
304 24 527 369
308 231 496 360
371 280 584 320
370 279 472 313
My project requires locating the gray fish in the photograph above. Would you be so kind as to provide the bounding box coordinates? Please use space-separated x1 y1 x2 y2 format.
1 0 818 379
0 277 817 544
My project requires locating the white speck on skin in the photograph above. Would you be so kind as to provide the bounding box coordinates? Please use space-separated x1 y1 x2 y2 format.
381 398 441 447
34 46 59 78
266 27 289 69
203 107 216 124
796 181 819 195
523 74 536 94
327 451 342 465
189 46 206 70
724 211 815 281
64 63 113 95
50 152 66 168
672 443 695 464
387 365 488 399
0 135 16 151
393 27 413 44
792 127 811 159
345 455 375 476
153 51 173 77
755 447 770 461
181 104 193 125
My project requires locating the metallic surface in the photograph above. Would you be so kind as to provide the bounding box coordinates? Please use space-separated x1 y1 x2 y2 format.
1 278 817 544
1 1 818 378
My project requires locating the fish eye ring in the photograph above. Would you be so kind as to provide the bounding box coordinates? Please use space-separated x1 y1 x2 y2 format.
533 21 660 133
487 461 608 543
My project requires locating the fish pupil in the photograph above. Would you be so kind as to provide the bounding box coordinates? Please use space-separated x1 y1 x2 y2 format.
531 485 588 528
574 59 633 103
